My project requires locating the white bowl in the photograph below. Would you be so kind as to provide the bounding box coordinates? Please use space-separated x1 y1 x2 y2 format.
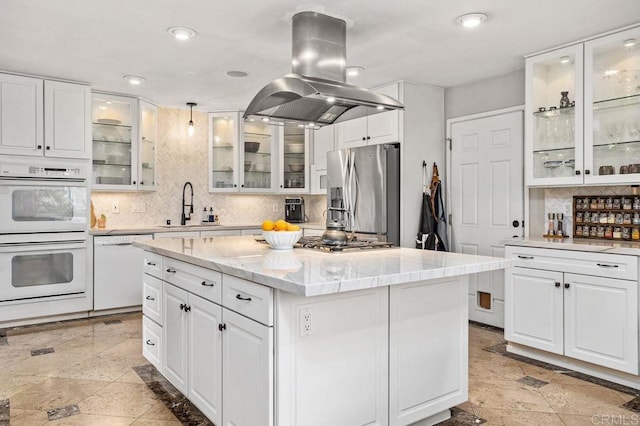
288 143 304 153
262 230 302 250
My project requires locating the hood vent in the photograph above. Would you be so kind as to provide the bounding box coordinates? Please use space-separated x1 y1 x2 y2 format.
243 11 404 127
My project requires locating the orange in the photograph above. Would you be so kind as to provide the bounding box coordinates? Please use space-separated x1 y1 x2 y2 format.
287 224 300 231
262 220 274 231
274 219 289 231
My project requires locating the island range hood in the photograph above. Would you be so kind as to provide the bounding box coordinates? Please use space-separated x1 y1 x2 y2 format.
243 11 404 127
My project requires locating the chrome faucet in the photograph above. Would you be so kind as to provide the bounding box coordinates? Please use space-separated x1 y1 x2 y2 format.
181 181 194 225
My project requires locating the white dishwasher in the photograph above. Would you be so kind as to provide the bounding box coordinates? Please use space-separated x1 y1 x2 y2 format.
93 234 153 311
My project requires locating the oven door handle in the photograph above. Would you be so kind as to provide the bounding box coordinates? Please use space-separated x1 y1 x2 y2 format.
0 240 87 251
0 176 86 186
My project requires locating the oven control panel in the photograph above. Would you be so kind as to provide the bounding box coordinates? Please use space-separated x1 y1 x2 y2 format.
0 164 84 179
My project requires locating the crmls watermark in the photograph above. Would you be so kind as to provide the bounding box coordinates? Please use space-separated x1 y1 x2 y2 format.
592 414 640 425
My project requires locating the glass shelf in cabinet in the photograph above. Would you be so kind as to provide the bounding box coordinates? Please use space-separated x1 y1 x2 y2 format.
284 153 305 157
212 169 234 173
92 122 132 129
93 162 132 167
244 170 271 174
212 145 234 149
244 152 271 157
533 106 575 118
593 94 640 111
592 139 640 149
93 139 132 145
533 145 576 154
245 132 272 138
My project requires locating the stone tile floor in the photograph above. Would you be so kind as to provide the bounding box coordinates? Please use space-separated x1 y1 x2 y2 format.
0 313 639 425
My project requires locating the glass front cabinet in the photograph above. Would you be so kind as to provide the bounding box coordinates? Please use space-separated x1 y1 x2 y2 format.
526 26 640 186
209 112 278 193
279 126 310 192
91 93 157 191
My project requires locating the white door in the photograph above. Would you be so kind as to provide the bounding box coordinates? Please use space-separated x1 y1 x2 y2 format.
162 283 189 394
450 109 523 327
0 73 43 156
504 267 564 355
564 273 638 374
222 308 273 426
336 116 368 148
44 80 91 159
188 295 222 424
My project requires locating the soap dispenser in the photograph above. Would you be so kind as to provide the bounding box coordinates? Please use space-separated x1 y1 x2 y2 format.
209 207 214 223
202 207 208 223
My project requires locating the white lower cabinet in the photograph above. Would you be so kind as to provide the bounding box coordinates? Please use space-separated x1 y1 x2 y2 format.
505 246 639 375
142 316 162 370
163 283 189 393
223 308 273 426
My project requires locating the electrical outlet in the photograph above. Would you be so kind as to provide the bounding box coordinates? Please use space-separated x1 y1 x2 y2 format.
131 202 146 213
111 201 120 214
300 308 312 337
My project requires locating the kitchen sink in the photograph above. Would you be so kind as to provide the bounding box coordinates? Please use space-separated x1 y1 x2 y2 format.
158 223 221 228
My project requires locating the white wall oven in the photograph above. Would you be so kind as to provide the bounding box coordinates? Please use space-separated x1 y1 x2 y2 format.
0 158 90 322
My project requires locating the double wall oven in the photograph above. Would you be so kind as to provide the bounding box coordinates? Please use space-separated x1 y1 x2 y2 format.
0 158 90 321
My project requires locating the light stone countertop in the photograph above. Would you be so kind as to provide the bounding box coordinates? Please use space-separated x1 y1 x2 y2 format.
134 236 512 297
505 237 640 256
90 222 325 236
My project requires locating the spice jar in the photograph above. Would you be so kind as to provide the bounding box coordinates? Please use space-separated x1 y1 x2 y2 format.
623 197 632 210
624 213 632 224
613 198 622 209
591 212 599 223
608 212 616 224
613 227 622 239
633 213 640 225
600 213 608 224
590 198 598 209
583 225 590 237
634 197 640 210
616 213 624 224
605 226 613 239
622 227 631 240
632 227 640 240
591 226 598 238
576 227 583 237
597 198 605 209
576 212 583 223
597 226 605 238
605 197 614 209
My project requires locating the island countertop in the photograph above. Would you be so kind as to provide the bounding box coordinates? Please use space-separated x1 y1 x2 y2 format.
134 236 512 296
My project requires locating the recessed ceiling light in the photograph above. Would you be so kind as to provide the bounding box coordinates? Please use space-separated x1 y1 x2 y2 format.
123 75 146 85
346 66 364 77
167 26 197 41
376 105 385 110
559 56 571 64
326 96 336 103
262 118 269 122
603 69 619 77
226 70 248 78
623 38 636 48
456 13 488 28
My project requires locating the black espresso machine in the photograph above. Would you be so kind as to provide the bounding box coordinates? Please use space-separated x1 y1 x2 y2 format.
285 197 305 223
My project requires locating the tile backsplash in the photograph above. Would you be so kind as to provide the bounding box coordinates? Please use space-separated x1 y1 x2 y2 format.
91 106 326 228
543 186 636 236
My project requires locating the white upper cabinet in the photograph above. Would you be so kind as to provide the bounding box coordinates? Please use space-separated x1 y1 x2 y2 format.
0 73 43 156
241 120 277 192
584 26 640 184
336 82 401 149
0 73 90 159
209 112 240 192
526 26 640 186
525 44 584 186
278 127 310 193
92 93 157 191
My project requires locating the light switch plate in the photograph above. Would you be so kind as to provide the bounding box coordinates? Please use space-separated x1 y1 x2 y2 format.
111 201 120 214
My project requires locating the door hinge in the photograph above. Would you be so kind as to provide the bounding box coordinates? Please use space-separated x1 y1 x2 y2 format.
447 138 452 150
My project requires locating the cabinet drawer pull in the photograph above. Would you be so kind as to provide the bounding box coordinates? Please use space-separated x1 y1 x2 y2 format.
201 281 215 287
596 263 619 268
218 323 227 332
555 282 561 288
236 294 252 301
166 268 176 273
180 303 186 311
145 295 155 301
517 255 534 260
146 261 156 266
145 340 155 346
564 283 570 289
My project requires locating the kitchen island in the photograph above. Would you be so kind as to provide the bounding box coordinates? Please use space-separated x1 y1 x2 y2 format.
135 236 511 426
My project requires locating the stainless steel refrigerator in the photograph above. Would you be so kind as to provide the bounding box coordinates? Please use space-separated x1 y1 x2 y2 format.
326 144 400 246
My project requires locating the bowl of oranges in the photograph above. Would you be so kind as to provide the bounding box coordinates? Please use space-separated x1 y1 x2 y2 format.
262 219 302 250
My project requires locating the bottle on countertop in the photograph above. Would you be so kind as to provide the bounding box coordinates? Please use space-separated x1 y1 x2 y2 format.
209 207 214 223
547 213 555 236
202 207 208 223
556 213 564 237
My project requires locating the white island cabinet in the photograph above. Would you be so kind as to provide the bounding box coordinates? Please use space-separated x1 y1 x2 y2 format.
136 236 510 426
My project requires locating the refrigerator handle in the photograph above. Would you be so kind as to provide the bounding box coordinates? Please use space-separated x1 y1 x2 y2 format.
350 158 358 231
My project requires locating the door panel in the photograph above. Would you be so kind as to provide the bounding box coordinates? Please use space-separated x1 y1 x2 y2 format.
162 283 188 394
564 273 638 374
0 74 43 156
451 110 523 327
44 81 90 159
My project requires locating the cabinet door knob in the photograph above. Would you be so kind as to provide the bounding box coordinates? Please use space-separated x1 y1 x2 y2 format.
37 145 42 150
184 305 191 312
564 283 570 289
45 146 51 150
218 323 227 332
132 181 136 185
512 220 520 228
145 295 155 301
234 184 237 188
362 137 366 141
366 136 371 140
166 268 176 273
146 261 156 266
575 170 581 175
201 280 215 287
145 340 155 346
555 282 561 288
180 303 186 311
280 185 283 188
241 184 245 188
236 294 252 301
585 170 591 175
140 181 144 185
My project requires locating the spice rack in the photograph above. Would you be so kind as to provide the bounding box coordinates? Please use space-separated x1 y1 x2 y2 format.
573 196 640 241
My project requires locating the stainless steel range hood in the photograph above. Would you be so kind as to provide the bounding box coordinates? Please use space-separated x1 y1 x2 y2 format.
243 12 404 127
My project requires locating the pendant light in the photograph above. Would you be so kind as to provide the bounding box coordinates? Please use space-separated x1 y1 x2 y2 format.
187 102 197 136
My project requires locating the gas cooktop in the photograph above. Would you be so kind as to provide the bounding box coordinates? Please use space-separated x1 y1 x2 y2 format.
297 236 396 253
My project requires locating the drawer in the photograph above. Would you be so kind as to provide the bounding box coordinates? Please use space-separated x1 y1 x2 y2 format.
143 274 163 324
163 257 222 305
143 251 163 278
142 315 162 370
506 246 638 281
223 275 273 326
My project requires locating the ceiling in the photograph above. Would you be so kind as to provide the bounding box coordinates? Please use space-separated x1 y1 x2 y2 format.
1 1 638 112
